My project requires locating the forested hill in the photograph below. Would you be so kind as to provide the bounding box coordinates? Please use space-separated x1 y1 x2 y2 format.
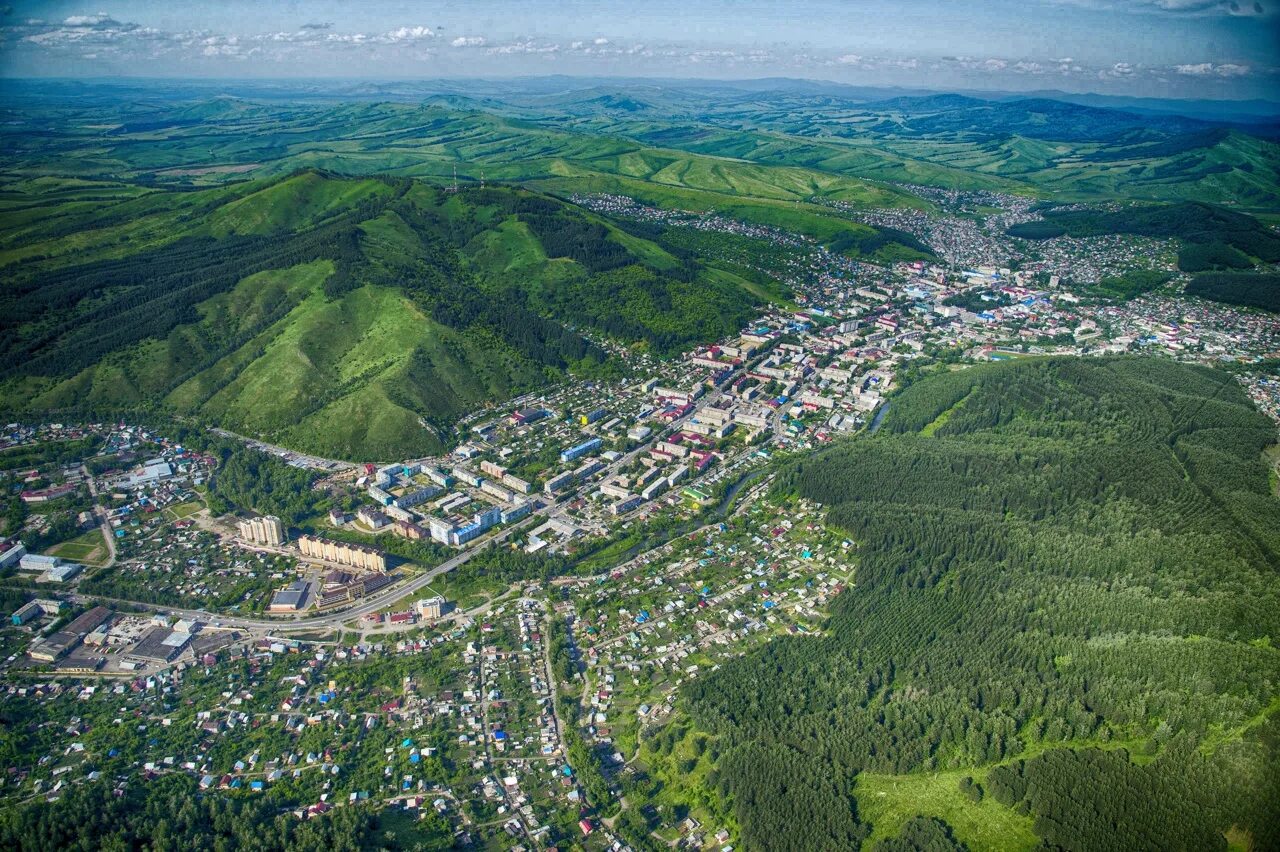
0 171 770 459
1006 201 1280 273
683 357 1280 851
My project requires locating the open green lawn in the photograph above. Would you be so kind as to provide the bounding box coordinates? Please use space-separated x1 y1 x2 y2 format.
46 527 111 567
165 501 205 520
856 769 1038 851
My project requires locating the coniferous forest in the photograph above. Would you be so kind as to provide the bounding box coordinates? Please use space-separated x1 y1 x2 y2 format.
683 357 1280 851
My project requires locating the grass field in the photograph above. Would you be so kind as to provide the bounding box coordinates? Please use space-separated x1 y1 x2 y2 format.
46 527 111 568
165 501 205 520
856 769 1038 851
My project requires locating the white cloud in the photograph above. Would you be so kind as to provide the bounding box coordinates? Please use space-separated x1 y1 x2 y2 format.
1174 61 1251 75
63 13 119 27
451 35 485 47
594 37 609 45
1046 0 1269 14
489 39 560 54
385 26 434 42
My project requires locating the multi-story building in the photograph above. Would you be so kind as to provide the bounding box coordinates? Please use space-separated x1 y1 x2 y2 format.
560 437 603 464
428 517 456 545
502 473 532 494
574 459 605 480
500 501 531 524
356 506 389 529
449 505 503 547
393 520 427 540
394 486 441 509
544 471 574 494
610 494 642 515
423 467 454 488
296 535 387 572
237 515 286 546
417 596 445 619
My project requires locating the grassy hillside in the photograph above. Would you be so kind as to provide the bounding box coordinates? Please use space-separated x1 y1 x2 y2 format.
555 91 1280 207
682 357 1280 851
6 84 1277 211
0 171 785 459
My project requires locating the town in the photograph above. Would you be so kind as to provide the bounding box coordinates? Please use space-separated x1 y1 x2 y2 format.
2 189 1278 851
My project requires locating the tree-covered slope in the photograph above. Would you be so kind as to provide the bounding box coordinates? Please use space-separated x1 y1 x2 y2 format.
0 171 774 459
682 357 1280 851
1007 201 1280 272
1186 271 1280 312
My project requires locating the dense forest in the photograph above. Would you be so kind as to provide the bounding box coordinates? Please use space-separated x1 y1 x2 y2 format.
681 357 1280 850
1005 201 1280 272
0 773 429 851
1185 271 1280 312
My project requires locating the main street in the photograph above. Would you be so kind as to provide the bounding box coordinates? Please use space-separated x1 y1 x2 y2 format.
71 508 547 632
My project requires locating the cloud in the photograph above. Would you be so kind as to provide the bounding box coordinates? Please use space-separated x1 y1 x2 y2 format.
1043 0 1270 15
385 25 435 41
4 10 1268 94
62 13 123 28
489 39 560 54
1175 61 1252 75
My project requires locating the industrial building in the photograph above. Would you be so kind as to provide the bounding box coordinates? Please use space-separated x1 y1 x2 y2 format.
28 605 112 662
270 579 309 612
10 601 41 625
128 626 193 664
127 459 174 488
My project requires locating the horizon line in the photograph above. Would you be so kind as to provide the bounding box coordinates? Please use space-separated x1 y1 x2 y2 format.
2 73 1278 108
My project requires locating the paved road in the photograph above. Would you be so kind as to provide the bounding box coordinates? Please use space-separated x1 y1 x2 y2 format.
210 428 356 471
74 513 545 632
82 464 117 568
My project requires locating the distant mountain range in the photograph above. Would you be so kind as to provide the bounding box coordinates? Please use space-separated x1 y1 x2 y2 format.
5 75 1277 126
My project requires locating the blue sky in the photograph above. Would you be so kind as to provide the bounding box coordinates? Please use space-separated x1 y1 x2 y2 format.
1 0 1276 99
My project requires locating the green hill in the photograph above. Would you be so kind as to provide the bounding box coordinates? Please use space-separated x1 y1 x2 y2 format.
1006 201 1280 271
683 357 1280 851
0 171 783 459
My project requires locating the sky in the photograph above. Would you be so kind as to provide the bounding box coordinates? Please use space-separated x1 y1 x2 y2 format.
1 0 1277 99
